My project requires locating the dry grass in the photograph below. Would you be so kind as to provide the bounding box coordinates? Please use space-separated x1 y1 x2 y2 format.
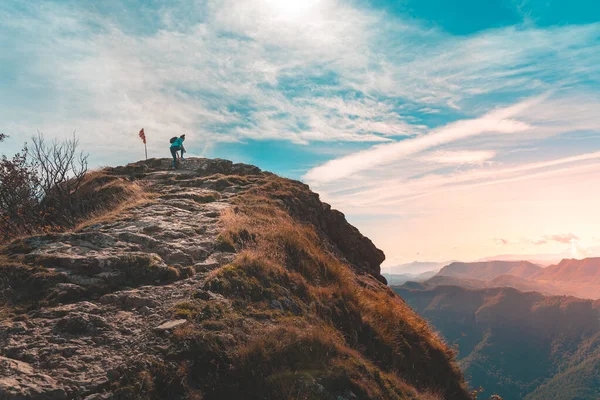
226 325 419 400
195 175 470 399
205 251 311 303
68 171 469 399
73 171 152 231
0 169 151 243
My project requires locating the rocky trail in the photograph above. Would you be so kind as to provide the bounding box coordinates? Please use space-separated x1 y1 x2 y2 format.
0 159 261 399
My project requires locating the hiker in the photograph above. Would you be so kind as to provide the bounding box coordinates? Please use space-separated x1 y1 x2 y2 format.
170 134 186 169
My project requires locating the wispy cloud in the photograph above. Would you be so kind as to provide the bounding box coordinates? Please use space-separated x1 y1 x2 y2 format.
0 0 396 158
527 233 592 259
2 3 599 161
319 151 600 211
305 90 600 205
304 96 541 183
538 233 579 245
495 238 510 246
421 150 496 165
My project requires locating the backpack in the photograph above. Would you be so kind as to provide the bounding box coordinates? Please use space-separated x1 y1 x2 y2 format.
170 137 178 144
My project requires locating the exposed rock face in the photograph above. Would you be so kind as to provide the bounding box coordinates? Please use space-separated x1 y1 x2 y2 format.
250 176 386 282
0 159 245 399
0 159 383 398
0 158 465 399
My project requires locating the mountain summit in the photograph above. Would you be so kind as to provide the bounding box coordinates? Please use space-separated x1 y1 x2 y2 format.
0 158 469 400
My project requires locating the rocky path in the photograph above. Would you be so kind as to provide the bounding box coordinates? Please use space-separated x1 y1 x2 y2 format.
0 159 260 399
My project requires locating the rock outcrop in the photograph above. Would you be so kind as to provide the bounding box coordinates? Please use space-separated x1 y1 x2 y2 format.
0 158 469 400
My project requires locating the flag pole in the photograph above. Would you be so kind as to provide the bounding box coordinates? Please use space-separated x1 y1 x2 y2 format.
139 128 148 160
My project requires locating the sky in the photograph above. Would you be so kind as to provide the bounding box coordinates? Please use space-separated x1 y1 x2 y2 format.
1 0 600 266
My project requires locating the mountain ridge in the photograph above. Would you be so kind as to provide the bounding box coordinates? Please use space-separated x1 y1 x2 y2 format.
535 257 600 282
436 260 543 281
427 259 600 299
0 158 470 400
383 261 448 275
394 284 600 399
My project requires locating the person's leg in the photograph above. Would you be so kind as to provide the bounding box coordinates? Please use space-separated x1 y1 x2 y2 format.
170 147 178 169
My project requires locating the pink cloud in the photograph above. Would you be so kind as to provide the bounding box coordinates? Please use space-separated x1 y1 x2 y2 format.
530 233 579 245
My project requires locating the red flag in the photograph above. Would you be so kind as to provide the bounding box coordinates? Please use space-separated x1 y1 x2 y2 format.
138 128 146 144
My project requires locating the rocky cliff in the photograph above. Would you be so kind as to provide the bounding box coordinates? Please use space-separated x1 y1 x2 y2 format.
0 158 470 400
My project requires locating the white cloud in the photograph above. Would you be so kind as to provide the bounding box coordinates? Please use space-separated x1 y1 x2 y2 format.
528 233 593 259
2 2 598 165
324 152 600 212
422 150 496 165
0 0 392 158
379 24 600 106
303 96 537 183
546 233 579 244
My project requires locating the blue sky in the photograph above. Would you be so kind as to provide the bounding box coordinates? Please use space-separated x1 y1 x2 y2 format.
1 0 600 265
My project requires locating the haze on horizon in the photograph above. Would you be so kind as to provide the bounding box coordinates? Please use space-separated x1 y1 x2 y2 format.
2 0 599 265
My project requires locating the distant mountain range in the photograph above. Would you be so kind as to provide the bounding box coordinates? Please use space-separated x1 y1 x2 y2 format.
383 270 438 285
409 274 564 296
394 285 600 400
382 261 449 286
477 252 565 266
383 260 449 275
536 257 600 281
416 258 600 300
437 260 542 280
535 258 600 299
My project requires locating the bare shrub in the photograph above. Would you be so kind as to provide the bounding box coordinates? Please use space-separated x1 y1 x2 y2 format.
30 132 89 226
0 132 148 244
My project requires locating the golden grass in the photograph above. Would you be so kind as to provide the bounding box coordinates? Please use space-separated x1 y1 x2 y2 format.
42 170 468 399
230 324 419 400
170 301 205 320
198 175 470 399
73 172 153 231
0 169 152 243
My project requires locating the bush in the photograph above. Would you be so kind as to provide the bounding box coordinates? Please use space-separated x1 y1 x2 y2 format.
0 133 97 243
30 132 89 226
0 135 41 240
